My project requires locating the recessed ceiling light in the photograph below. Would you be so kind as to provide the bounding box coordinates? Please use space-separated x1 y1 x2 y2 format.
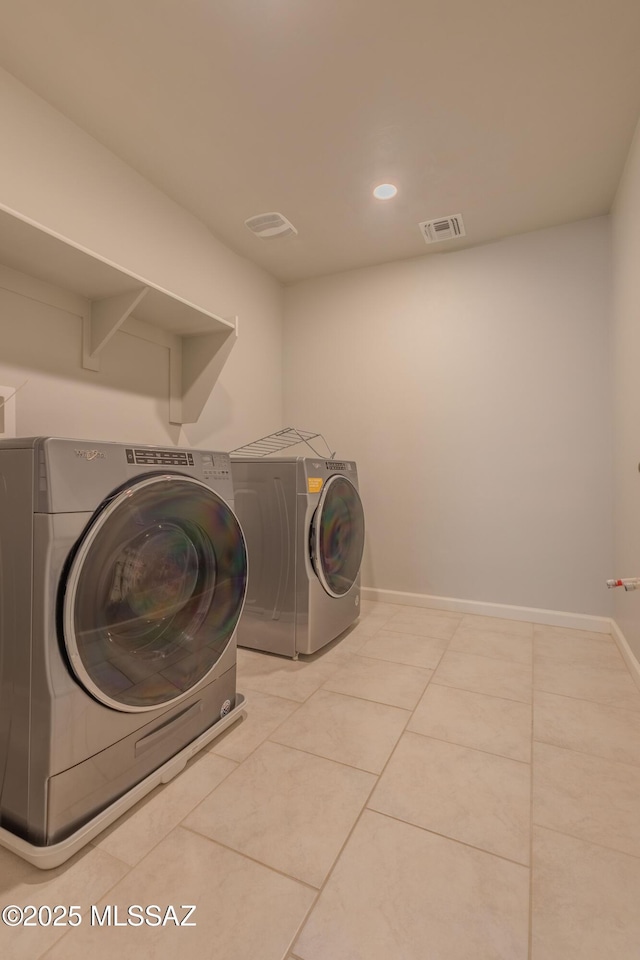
373 183 398 200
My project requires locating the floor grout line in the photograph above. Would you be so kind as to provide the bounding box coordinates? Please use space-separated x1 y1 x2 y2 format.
530 822 640 862
178 822 322 891
404 725 532 764
532 737 640 772
531 685 640 714
259 734 385 775
269 684 415 715
230 681 303 706
439 645 534 667
318 685 431 713
350 653 445 670
534 655 633 673
362 807 532 870
329 649 437 673
531 735 640 768
427 678 532 702
429 678 532 706
446 648 533 667
532 682 640 711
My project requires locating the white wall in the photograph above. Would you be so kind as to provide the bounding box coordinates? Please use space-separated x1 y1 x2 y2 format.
612 118 640 658
0 67 283 449
284 218 612 616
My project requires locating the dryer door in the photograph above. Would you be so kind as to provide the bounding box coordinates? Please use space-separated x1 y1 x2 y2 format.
310 475 365 598
62 474 247 712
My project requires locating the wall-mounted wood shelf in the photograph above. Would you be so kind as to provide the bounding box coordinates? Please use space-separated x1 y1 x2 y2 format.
0 203 237 424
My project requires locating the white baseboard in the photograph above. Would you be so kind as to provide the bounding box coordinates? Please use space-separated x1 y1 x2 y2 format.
610 620 640 694
361 587 612 635
362 587 640 695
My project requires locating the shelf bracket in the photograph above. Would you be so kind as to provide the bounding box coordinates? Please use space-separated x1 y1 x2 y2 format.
169 318 238 425
83 286 149 371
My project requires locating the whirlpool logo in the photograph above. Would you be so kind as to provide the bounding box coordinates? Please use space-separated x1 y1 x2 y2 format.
74 449 106 461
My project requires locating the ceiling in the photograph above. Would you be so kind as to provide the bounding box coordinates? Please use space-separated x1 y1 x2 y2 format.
0 0 639 283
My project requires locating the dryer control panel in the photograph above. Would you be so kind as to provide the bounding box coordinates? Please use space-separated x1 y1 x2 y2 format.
304 459 357 479
201 452 231 482
301 458 358 496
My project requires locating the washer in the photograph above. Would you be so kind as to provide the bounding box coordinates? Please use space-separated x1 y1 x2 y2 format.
231 457 365 658
0 437 247 867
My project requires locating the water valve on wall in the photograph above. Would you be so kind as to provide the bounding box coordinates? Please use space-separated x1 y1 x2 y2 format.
607 578 640 592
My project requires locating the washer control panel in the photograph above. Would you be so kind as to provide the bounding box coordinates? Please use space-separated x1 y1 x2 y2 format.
125 448 195 467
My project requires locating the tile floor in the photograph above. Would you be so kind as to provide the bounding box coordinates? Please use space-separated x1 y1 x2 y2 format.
3 599 640 958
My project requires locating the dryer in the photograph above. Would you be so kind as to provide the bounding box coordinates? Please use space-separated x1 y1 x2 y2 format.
231 457 364 658
0 438 247 867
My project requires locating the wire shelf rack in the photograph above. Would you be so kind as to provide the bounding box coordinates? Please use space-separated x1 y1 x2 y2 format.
230 427 335 459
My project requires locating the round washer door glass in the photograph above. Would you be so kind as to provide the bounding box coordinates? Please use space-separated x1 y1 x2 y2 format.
312 474 365 598
63 474 247 712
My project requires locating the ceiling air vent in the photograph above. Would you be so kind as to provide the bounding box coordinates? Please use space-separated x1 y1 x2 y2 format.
244 212 298 239
419 214 466 244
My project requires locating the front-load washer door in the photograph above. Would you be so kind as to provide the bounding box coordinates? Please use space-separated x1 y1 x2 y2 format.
310 475 365 598
62 474 247 712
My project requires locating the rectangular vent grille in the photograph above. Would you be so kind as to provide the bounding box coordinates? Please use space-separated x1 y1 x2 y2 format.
244 212 298 239
419 214 466 244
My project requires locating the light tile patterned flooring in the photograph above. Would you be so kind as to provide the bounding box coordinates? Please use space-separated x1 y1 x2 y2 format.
3 600 640 958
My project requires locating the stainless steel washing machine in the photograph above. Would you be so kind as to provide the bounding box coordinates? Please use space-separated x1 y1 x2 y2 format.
0 437 247 867
231 457 364 658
